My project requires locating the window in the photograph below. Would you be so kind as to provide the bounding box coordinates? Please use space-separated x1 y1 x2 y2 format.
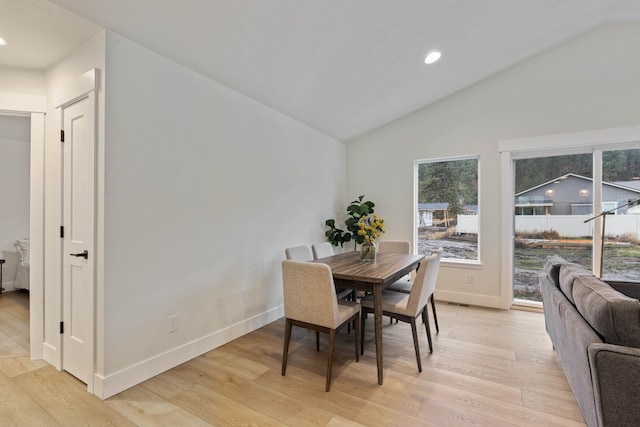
416 156 479 261
504 141 640 306
601 148 640 282
513 153 593 303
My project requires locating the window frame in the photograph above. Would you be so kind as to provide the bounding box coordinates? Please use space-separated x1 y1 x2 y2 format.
414 154 481 266
500 125 640 309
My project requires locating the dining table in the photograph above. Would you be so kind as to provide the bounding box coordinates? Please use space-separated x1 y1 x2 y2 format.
312 250 424 384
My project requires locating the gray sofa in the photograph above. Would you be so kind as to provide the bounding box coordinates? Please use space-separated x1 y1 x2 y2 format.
540 256 640 427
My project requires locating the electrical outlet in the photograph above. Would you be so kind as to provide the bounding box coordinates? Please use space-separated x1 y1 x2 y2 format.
467 273 475 284
168 314 178 333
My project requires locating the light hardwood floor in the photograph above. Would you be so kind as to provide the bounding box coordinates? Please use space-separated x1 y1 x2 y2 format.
0 291 585 426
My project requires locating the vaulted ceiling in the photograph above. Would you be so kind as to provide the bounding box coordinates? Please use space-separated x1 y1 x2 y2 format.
2 0 640 141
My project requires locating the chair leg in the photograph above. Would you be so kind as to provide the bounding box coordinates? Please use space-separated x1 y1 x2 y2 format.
354 312 360 362
282 318 292 376
430 294 439 333
410 318 422 372
360 308 367 355
326 329 336 392
422 308 433 353
316 331 320 352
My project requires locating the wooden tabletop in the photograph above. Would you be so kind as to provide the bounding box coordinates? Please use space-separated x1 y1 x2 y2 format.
313 251 424 285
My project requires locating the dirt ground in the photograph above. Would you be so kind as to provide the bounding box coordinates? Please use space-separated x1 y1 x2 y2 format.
418 236 640 303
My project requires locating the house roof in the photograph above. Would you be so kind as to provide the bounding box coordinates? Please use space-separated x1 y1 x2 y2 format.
418 203 478 213
418 203 449 211
614 180 640 191
3 1 640 141
516 173 640 197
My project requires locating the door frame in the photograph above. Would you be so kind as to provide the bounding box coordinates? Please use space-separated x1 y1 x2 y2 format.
0 94 46 359
53 69 98 392
499 125 640 309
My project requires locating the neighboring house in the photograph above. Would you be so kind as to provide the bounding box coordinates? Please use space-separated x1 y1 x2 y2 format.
515 173 640 215
418 203 478 228
418 203 448 227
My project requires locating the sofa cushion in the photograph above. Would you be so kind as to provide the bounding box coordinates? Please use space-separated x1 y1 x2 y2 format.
572 275 640 348
559 263 593 304
543 255 569 286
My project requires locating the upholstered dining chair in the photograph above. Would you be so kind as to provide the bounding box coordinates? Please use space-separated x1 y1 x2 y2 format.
285 245 325 343
378 240 411 255
378 240 412 285
378 240 411 324
311 242 354 303
312 242 335 259
285 245 313 262
360 250 441 372
281 260 361 391
387 248 443 333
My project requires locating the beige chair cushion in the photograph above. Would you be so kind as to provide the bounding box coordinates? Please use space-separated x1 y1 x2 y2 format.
361 290 411 316
337 300 360 324
386 279 412 293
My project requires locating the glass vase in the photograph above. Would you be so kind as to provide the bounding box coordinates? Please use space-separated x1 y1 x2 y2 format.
360 241 376 262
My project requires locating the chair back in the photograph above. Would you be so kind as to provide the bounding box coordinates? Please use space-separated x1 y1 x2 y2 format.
312 242 334 259
406 248 443 316
282 260 340 329
285 245 313 261
378 240 410 254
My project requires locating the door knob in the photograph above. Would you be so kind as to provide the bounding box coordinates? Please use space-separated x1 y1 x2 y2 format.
70 250 89 259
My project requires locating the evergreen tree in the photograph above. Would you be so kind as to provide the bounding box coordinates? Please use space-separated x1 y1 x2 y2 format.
419 160 477 216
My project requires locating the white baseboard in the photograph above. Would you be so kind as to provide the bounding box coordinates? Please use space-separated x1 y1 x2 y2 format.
42 342 61 370
435 290 504 309
93 305 284 399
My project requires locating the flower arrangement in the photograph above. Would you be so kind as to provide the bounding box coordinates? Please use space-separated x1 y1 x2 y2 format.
357 213 385 244
325 195 386 250
357 213 385 261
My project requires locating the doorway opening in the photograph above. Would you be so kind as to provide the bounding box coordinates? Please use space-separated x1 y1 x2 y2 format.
0 114 31 358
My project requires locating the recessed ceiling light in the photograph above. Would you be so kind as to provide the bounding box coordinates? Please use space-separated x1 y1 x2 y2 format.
0 37 6 46
424 51 441 65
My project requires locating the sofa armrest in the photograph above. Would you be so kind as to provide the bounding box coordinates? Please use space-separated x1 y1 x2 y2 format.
588 343 640 426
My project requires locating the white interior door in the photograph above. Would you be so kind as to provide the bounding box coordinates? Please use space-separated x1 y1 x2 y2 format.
61 93 95 385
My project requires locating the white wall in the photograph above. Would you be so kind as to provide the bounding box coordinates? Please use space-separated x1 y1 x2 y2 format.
0 115 30 290
99 32 346 397
0 67 46 95
346 23 640 308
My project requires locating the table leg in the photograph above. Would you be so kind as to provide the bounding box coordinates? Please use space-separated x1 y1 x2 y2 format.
373 284 383 384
